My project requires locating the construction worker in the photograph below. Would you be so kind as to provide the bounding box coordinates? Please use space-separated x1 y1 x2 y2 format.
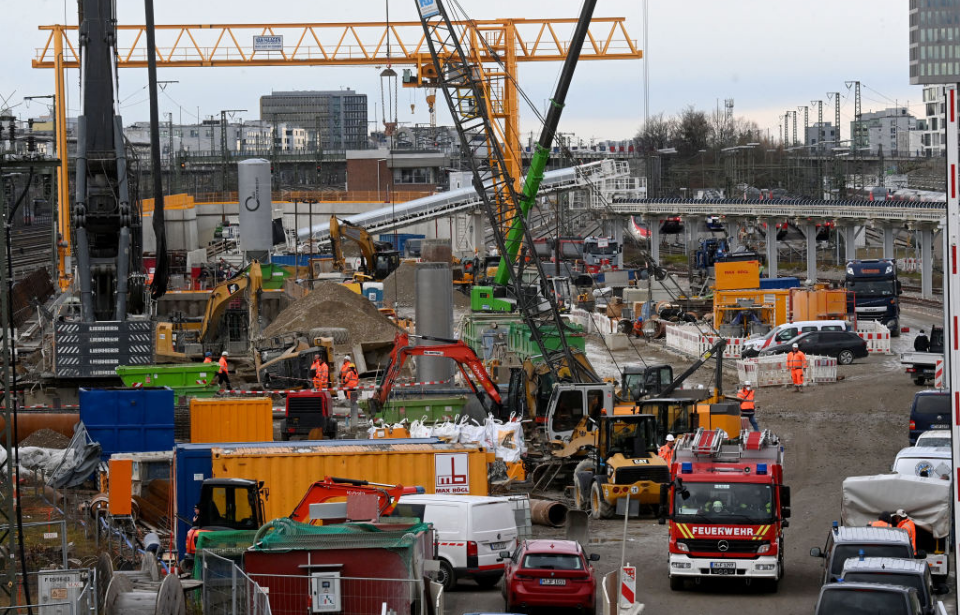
893 509 917 551
737 380 759 432
786 343 808 392
914 329 930 352
869 511 893 528
311 354 329 390
340 355 360 426
658 434 676 465
203 351 213 364
217 351 231 388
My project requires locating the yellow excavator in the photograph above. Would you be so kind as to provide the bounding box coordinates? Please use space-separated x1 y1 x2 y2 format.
155 260 264 362
329 216 401 281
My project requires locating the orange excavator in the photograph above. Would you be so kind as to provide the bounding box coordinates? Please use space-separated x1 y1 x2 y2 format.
181 476 423 573
368 331 506 421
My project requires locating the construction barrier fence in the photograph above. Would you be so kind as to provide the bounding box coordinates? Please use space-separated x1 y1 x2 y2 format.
736 354 838 387
570 307 619 335
855 320 892 355
664 324 747 360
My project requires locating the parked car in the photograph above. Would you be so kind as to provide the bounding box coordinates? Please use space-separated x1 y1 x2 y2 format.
394 494 518 591
741 319 851 358
758 330 867 365
839 557 941 612
814 582 924 615
501 540 599 615
810 526 917 585
909 390 950 444
891 446 952 481
915 429 951 448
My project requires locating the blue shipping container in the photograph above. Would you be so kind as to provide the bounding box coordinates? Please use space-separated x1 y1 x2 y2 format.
379 233 424 255
759 276 801 290
79 388 174 461
173 438 440 557
269 254 311 267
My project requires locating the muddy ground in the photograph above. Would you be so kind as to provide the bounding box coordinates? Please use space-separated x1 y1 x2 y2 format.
445 302 951 615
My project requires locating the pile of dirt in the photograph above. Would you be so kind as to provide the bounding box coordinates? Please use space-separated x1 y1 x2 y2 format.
382 262 470 309
264 281 400 346
20 428 71 449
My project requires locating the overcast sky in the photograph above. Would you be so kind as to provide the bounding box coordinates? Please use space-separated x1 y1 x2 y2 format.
3 0 920 145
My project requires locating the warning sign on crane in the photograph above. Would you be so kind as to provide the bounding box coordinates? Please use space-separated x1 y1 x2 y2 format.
435 453 470 494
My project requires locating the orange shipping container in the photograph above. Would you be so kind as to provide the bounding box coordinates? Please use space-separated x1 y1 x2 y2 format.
190 397 273 444
108 459 133 516
714 261 760 291
790 288 849 322
210 443 493 521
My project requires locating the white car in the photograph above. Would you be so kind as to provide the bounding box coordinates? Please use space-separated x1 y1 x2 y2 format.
741 320 851 357
891 446 952 481
915 430 951 449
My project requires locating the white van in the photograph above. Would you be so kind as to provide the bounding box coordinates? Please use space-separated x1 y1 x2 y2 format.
741 320 851 357
392 494 517 591
892 446 953 481
395 494 519 591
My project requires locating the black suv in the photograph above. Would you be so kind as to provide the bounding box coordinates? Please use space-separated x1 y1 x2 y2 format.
760 330 868 365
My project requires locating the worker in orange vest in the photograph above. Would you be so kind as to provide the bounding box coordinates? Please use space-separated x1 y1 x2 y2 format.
340 355 360 426
217 351 231 388
311 354 329 390
658 434 676 465
203 351 213 364
869 511 893 528
737 381 759 432
786 343 808 392
893 509 917 551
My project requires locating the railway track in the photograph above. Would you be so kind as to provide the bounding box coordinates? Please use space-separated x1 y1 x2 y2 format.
8 226 53 281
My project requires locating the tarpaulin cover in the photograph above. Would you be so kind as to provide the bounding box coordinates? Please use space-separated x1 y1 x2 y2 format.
841 474 951 538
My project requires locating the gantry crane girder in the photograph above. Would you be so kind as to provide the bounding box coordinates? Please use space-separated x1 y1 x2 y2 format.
33 18 640 286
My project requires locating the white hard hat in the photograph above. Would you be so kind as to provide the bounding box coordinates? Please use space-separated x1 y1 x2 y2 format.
344 355 351 361
744 380 752 387
665 434 675 442
792 343 799 348
221 351 228 356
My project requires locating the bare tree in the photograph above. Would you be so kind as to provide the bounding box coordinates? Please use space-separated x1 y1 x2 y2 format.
633 112 673 154
672 106 712 157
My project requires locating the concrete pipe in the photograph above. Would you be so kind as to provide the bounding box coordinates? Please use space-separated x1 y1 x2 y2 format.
530 499 569 527
0 412 78 444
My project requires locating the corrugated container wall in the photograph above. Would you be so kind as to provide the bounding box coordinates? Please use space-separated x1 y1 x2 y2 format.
210 442 492 521
79 388 174 460
189 397 273 443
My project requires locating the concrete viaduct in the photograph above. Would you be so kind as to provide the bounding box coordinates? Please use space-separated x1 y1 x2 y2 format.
610 198 947 299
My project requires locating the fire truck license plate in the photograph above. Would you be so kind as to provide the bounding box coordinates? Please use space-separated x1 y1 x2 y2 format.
540 578 566 586
710 562 736 574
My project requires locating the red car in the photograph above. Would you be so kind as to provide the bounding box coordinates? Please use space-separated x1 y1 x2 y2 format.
500 539 599 615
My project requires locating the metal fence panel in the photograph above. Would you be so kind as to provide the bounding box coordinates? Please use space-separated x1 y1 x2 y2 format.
201 551 271 615
249 573 424 615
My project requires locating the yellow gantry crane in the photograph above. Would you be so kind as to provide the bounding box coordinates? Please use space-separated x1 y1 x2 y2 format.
33 18 641 288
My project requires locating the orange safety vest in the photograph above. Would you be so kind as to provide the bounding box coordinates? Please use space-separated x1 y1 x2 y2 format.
313 362 329 388
218 356 228 374
203 357 212 364
898 518 917 551
340 362 359 388
658 444 674 465
737 387 756 411
869 520 891 528
786 350 807 370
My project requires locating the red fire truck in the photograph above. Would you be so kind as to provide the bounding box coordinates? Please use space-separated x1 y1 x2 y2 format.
660 428 791 592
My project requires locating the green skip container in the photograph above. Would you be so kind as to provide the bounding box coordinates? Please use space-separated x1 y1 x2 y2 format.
115 363 220 399
371 396 469 424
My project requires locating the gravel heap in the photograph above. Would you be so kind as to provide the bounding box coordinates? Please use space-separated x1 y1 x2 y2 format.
20 428 72 449
265 281 400 346
383 262 470 309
